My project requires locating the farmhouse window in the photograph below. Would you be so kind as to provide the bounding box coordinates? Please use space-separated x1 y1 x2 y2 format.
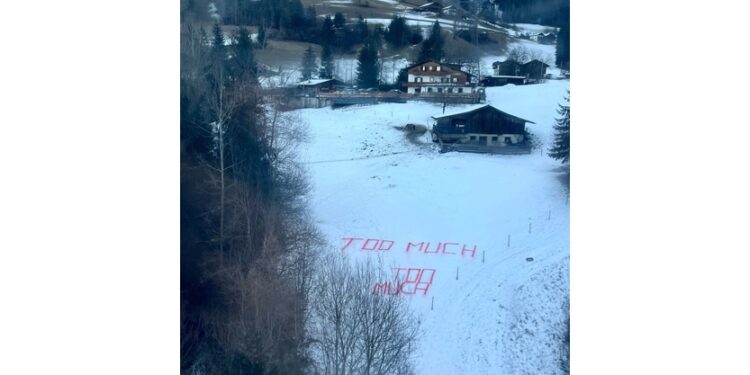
470 136 476 140
458 88 463 93
438 88 443 93
427 88 432 93
491 136 498 142
437 66 441 71
421 66 425 71
453 77 458 82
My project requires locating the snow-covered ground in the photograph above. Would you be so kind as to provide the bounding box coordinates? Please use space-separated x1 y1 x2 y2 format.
296 79 570 374
365 14 503 33
260 55 408 87
511 23 559 35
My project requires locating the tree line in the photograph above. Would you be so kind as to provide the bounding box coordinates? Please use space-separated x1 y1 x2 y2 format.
299 17 448 90
181 7 419 374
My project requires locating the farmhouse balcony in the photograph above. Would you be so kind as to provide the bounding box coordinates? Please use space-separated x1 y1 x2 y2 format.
404 82 473 87
408 91 478 97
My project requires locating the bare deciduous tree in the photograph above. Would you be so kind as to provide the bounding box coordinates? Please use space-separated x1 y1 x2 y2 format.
506 45 530 63
506 45 553 66
310 254 420 375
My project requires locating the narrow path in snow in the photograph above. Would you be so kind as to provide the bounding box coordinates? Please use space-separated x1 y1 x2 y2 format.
302 149 419 164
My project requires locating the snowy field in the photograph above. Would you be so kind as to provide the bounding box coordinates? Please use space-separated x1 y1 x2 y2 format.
511 23 559 35
335 55 410 84
365 14 503 32
259 56 408 87
296 79 570 374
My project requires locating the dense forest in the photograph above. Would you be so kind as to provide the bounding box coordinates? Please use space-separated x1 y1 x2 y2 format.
180 17 317 372
181 0 372 52
490 0 570 70
180 3 419 374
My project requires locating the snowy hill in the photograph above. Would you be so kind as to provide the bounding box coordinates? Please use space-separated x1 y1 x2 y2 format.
255 1 563 87
296 79 570 374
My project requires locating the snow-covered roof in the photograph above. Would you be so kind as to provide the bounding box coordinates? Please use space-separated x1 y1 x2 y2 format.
432 104 488 119
431 104 535 124
416 2 440 8
525 59 550 67
298 78 336 86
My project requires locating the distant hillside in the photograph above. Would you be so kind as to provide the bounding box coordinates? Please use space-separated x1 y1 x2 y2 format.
492 0 569 26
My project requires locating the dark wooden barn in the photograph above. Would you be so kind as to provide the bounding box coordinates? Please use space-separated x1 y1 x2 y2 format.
521 60 550 80
481 76 527 87
431 104 535 147
492 60 523 76
537 33 557 45
297 78 344 97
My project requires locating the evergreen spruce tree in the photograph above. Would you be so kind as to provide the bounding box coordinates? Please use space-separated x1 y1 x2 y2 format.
301 45 318 80
305 6 318 28
555 22 570 71
320 16 335 46
211 22 224 53
333 12 347 29
417 38 433 62
286 0 305 31
554 4 570 71
233 27 257 78
257 24 267 49
548 93 570 164
319 44 335 79
210 22 228 77
428 21 444 59
417 21 444 61
396 68 408 91
385 16 410 48
355 15 369 43
409 25 424 45
371 25 385 51
356 41 380 88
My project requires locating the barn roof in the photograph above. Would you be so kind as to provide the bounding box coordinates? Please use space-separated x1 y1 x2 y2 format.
405 60 467 73
416 1 443 9
298 78 338 86
487 75 526 79
523 59 550 67
431 104 535 124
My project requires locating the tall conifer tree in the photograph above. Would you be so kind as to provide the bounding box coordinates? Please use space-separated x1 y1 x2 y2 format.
319 44 334 79
301 45 317 80
548 93 570 164
417 21 444 61
356 41 380 88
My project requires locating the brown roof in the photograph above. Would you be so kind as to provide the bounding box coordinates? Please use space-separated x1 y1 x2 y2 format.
407 61 472 77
